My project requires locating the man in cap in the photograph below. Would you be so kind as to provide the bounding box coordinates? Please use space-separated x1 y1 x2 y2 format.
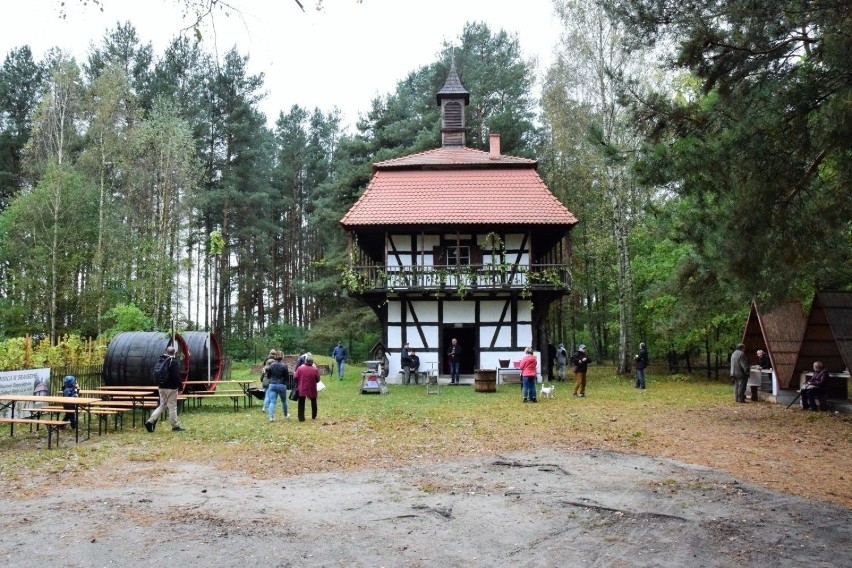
571 344 591 397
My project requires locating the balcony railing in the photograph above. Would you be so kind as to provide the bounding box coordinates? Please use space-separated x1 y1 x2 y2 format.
344 263 570 295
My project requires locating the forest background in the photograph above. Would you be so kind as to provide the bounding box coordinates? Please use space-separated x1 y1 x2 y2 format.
0 0 848 373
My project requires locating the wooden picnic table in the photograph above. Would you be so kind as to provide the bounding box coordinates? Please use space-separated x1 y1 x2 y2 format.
0 394 100 443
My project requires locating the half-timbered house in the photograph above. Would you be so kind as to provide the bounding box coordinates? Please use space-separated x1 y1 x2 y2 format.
340 62 578 383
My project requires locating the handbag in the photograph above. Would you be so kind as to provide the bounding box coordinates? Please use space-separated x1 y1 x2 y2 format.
316 380 326 393
288 386 299 400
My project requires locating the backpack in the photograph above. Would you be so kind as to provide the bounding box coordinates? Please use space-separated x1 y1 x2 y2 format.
152 356 172 386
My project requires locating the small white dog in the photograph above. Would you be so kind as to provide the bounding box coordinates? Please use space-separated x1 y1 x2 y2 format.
540 384 555 399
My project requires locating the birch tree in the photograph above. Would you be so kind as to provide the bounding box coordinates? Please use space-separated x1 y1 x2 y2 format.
543 0 657 372
26 56 84 344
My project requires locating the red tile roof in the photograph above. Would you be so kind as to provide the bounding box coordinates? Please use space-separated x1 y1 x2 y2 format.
374 146 535 169
341 165 578 228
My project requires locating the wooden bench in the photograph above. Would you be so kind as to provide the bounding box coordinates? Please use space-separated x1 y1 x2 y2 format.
29 406 125 435
0 417 70 448
398 370 428 384
183 392 245 412
92 400 160 428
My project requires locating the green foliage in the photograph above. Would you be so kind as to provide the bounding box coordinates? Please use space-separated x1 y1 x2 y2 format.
263 323 309 355
0 334 106 371
101 303 155 337
604 0 852 303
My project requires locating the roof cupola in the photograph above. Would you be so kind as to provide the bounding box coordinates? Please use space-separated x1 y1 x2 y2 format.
436 55 469 148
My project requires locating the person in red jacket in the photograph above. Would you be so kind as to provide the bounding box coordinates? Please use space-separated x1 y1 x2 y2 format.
294 354 322 421
519 347 538 403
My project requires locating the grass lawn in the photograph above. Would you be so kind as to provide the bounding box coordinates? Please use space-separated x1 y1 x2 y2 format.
2 357 850 507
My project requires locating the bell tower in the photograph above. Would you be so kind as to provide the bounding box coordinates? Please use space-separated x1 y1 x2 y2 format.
436 56 470 148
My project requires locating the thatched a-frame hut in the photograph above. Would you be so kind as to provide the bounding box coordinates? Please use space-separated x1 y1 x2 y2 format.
742 300 807 395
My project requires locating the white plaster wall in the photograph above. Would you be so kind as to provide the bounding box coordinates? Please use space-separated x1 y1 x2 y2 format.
409 301 438 321
479 325 512 347
387 326 402 351
420 235 439 266
443 301 476 323
405 326 441 350
478 301 505 321
517 301 532 321
388 300 401 322
390 236 412 252
517 324 533 347
504 234 525 250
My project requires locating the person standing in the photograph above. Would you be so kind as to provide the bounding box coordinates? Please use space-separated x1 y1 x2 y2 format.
571 344 591 398
261 349 277 414
635 342 649 389
519 347 538 403
801 361 828 411
448 338 461 384
400 343 412 384
730 343 750 403
145 346 185 432
332 341 347 380
555 343 568 382
294 354 321 421
266 353 291 421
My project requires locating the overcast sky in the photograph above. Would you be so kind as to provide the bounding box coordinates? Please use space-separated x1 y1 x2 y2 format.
1 0 561 129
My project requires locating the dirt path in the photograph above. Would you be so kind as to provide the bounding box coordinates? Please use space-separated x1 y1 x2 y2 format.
2 449 849 567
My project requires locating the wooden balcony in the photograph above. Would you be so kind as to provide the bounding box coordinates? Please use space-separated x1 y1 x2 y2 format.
344 264 570 296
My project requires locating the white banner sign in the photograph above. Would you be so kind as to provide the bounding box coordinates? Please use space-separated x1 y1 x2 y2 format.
0 368 51 418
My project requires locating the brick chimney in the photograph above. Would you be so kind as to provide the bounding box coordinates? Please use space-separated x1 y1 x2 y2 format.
489 133 501 159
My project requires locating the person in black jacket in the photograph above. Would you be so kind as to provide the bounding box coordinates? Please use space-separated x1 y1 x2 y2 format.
145 346 185 432
448 338 461 384
756 350 771 369
634 342 649 389
571 345 591 398
407 350 421 385
266 353 291 421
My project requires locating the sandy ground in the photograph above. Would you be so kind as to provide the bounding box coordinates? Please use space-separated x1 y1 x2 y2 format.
1 449 849 567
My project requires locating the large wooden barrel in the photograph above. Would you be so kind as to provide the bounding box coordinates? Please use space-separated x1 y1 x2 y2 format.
474 369 497 393
182 331 223 392
102 331 189 387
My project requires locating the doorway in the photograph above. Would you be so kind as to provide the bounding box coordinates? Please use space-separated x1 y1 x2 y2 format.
442 326 478 376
